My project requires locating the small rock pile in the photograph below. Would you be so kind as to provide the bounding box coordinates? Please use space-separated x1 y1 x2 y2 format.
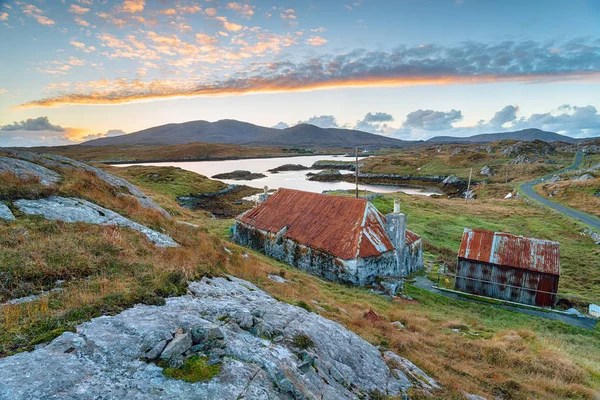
145 324 226 368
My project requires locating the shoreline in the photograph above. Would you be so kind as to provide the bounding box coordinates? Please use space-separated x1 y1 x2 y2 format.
100 152 357 165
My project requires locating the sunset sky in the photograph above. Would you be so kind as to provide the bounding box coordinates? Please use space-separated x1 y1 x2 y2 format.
1 0 600 146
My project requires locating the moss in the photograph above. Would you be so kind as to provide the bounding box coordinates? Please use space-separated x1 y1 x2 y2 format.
292 333 314 350
29 326 76 346
295 300 312 312
161 356 221 383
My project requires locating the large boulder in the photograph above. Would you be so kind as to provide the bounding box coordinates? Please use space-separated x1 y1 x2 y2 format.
0 203 15 221
14 196 178 247
0 156 60 186
0 276 437 399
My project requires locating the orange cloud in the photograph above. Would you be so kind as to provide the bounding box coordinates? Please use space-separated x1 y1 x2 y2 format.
215 16 243 32
17 72 600 109
121 0 145 14
22 4 54 26
68 4 90 14
306 36 327 46
226 2 254 19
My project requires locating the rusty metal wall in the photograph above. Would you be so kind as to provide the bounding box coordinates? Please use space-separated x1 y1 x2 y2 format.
454 258 559 307
458 228 560 276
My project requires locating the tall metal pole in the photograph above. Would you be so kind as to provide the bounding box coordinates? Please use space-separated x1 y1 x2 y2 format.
355 147 359 198
465 167 472 203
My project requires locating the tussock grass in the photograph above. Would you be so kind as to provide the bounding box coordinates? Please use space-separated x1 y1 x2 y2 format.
0 172 57 200
537 178 600 218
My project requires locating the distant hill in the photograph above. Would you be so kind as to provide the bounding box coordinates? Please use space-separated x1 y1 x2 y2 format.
84 119 414 149
427 128 579 144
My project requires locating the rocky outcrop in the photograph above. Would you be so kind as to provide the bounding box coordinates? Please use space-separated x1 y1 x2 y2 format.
4 151 169 217
212 170 267 180
267 164 310 173
0 203 15 221
311 160 359 171
0 278 437 400
14 196 178 247
479 166 493 177
0 156 60 186
501 140 556 164
0 276 437 399
572 174 594 181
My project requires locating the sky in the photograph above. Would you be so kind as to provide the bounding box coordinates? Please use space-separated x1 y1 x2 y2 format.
1 0 600 146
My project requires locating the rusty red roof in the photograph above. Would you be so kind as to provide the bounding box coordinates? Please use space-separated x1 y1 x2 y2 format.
237 188 418 260
458 228 560 276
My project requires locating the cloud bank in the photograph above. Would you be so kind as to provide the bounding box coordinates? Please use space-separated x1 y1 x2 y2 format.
17 38 600 108
0 117 124 147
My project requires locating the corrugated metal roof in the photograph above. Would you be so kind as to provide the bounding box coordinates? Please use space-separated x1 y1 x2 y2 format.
405 230 421 245
237 189 418 260
458 228 560 276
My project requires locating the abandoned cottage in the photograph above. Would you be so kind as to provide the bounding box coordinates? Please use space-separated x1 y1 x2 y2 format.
455 228 560 307
232 188 423 285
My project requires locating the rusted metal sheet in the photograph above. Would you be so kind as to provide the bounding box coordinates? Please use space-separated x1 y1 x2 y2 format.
238 189 419 260
458 228 560 276
455 260 559 307
405 230 420 245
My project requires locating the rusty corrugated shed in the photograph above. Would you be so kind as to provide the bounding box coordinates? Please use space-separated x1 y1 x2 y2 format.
238 189 418 260
458 228 560 276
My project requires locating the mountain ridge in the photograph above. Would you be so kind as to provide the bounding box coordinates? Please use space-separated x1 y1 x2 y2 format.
83 120 588 148
84 119 413 148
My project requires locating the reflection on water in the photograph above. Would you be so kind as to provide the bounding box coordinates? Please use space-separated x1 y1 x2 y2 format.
114 155 442 196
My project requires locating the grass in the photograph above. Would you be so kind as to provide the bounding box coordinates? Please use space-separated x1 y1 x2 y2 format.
21 142 294 163
161 356 220 382
361 144 569 183
292 333 314 350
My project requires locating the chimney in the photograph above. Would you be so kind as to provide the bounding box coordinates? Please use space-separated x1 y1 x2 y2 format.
385 199 407 274
258 186 270 204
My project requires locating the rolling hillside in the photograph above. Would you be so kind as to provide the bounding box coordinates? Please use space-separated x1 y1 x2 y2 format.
84 119 413 149
427 128 579 143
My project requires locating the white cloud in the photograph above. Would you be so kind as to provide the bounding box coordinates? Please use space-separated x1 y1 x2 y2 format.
306 36 327 47
272 122 289 129
402 109 463 131
298 115 339 128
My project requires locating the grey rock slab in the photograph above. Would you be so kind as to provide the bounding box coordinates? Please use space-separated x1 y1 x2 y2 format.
160 333 193 360
0 276 437 400
268 274 289 283
0 156 60 186
0 203 15 221
5 151 170 217
13 196 178 247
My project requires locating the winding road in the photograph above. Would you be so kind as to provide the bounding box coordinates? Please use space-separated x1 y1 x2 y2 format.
520 151 600 231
